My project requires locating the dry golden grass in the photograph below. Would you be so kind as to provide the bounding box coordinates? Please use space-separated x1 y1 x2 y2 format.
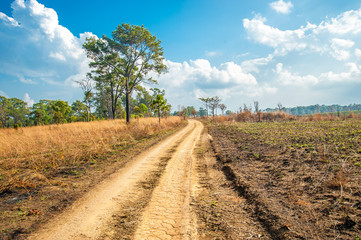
0 117 182 173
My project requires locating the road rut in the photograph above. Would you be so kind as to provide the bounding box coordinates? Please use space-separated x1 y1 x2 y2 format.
28 120 202 240
134 120 202 240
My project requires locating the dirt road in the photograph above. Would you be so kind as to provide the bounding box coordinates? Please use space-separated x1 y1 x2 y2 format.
28 120 203 240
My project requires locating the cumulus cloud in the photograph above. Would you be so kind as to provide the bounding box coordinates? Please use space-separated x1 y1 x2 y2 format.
270 0 294 14
0 12 19 26
23 93 35 106
275 63 319 86
155 59 267 107
243 17 307 55
320 63 361 82
0 0 94 87
330 38 355 61
241 54 274 73
355 48 361 58
315 8 361 35
161 59 257 88
243 8 361 60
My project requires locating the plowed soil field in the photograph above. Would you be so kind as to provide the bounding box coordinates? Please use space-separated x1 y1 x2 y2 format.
207 119 361 239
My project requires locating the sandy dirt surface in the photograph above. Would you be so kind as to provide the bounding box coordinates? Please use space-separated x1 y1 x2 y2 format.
133 120 203 240
28 120 203 240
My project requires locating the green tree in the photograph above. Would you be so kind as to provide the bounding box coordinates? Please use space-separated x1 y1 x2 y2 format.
83 37 125 119
140 103 149 116
111 24 167 123
71 100 87 121
31 101 49 125
51 100 71 124
150 92 170 124
83 24 167 123
0 96 10 127
8 98 29 127
197 107 207 117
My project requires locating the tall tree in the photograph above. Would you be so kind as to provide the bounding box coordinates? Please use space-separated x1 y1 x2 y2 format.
8 98 29 127
83 37 125 119
84 24 167 123
71 100 87 121
199 97 211 117
219 104 227 115
0 96 10 127
209 96 221 117
110 24 167 123
51 100 71 124
75 74 94 122
150 91 170 124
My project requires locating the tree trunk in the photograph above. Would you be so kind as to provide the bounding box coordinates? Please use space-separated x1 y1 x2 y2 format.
125 91 130 123
86 100 89 122
110 83 116 119
158 108 160 125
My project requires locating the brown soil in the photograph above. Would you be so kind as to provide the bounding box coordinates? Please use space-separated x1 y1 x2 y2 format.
193 127 270 240
206 121 361 240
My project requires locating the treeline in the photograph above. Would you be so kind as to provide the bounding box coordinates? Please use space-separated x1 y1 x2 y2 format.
170 96 229 118
0 88 170 128
265 104 361 116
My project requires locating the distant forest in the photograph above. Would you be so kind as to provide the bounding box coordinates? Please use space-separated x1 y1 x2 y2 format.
265 104 361 115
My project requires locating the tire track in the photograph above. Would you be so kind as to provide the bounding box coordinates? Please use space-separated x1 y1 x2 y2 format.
134 120 203 240
28 120 197 240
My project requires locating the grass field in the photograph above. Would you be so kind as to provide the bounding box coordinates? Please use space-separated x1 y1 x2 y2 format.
0 117 182 195
207 118 361 239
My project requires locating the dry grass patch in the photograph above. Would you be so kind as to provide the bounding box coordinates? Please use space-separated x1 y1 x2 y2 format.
0 117 182 193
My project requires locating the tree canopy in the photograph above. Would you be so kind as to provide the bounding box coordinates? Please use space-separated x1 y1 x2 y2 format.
83 23 167 123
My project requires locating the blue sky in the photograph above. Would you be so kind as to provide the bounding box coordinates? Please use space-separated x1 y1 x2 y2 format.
1 0 361 111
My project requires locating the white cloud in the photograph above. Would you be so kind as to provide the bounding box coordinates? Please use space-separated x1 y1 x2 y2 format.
320 62 361 82
0 0 94 88
275 63 319 86
241 54 274 73
355 48 361 58
49 52 66 61
205 51 220 57
0 12 19 26
270 0 294 14
23 93 35 107
19 76 37 84
330 38 355 61
156 59 261 107
315 8 361 35
243 17 307 55
244 8 361 61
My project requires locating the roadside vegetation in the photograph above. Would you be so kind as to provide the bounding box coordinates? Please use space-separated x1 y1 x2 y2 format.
205 115 361 239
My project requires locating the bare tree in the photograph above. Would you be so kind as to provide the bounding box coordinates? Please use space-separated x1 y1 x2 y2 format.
75 74 94 122
254 101 261 122
253 101 259 113
199 97 211 117
209 96 221 117
219 104 227 115
243 103 251 112
277 102 283 112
